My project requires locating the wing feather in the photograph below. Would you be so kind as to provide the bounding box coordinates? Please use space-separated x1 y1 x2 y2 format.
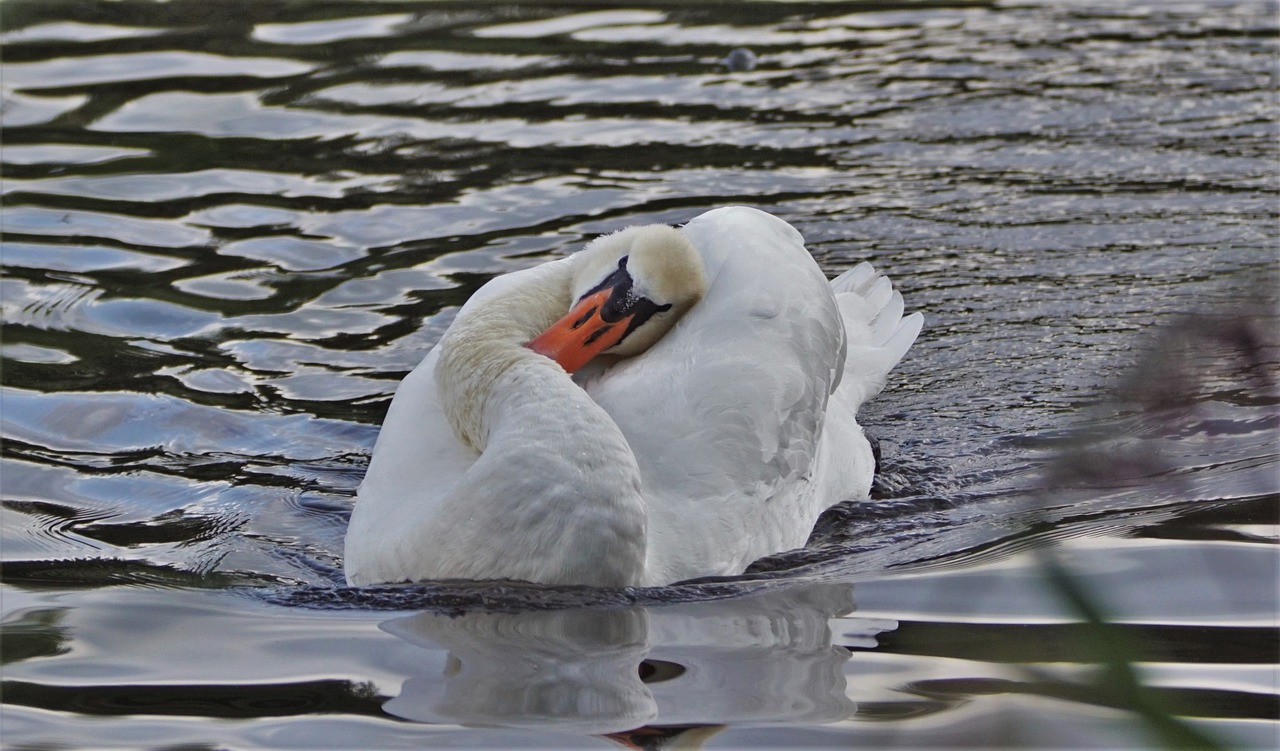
582 207 844 581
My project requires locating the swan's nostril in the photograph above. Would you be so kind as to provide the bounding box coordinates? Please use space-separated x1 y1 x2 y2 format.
571 306 597 330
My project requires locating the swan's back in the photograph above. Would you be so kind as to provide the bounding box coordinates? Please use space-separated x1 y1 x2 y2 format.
582 208 846 583
581 207 921 584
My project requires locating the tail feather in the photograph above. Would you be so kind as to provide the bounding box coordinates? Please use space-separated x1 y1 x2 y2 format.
829 261 876 295
871 291 906 342
829 263 922 411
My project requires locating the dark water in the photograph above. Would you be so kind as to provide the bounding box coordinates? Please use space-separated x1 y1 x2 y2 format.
2 1 1278 747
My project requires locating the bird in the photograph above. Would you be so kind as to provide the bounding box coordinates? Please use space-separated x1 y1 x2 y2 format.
344 206 922 588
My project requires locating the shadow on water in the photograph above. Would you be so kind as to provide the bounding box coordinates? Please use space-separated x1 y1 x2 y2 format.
2 0 1278 747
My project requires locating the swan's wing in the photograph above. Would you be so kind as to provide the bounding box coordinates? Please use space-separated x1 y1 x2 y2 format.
582 207 846 582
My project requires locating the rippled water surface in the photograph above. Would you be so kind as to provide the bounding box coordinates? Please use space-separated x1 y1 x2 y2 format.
2 1 1278 748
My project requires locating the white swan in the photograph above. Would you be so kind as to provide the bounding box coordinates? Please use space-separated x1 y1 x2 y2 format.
344 206 922 587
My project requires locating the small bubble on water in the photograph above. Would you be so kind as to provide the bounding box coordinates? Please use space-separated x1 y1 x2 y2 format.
721 48 757 72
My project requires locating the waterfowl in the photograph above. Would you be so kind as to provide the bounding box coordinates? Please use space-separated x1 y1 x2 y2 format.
344 206 921 587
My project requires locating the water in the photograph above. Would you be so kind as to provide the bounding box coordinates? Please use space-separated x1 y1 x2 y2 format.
2 0 1277 747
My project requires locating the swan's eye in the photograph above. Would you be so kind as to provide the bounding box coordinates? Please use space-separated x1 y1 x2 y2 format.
576 256 672 343
579 256 632 318
618 298 671 341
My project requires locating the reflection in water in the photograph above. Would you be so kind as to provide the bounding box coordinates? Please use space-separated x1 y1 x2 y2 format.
385 607 654 733
381 583 870 734
0 608 72 665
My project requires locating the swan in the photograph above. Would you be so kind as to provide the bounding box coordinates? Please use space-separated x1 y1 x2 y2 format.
344 206 922 587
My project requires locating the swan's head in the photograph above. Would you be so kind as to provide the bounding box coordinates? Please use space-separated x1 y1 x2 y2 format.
528 225 707 373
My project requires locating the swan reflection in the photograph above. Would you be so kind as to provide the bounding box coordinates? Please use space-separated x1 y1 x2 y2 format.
384 605 654 733
381 583 890 734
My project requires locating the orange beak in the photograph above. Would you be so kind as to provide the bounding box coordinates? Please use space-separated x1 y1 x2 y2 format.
527 287 635 373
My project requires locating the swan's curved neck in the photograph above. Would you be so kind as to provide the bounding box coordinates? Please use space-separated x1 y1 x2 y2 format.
430 259 649 586
433 259 574 452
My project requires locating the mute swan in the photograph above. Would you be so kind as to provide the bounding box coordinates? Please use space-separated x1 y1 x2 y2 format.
344 206 922 587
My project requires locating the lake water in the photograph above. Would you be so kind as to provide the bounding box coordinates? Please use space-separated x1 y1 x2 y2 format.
2 1 1278 748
